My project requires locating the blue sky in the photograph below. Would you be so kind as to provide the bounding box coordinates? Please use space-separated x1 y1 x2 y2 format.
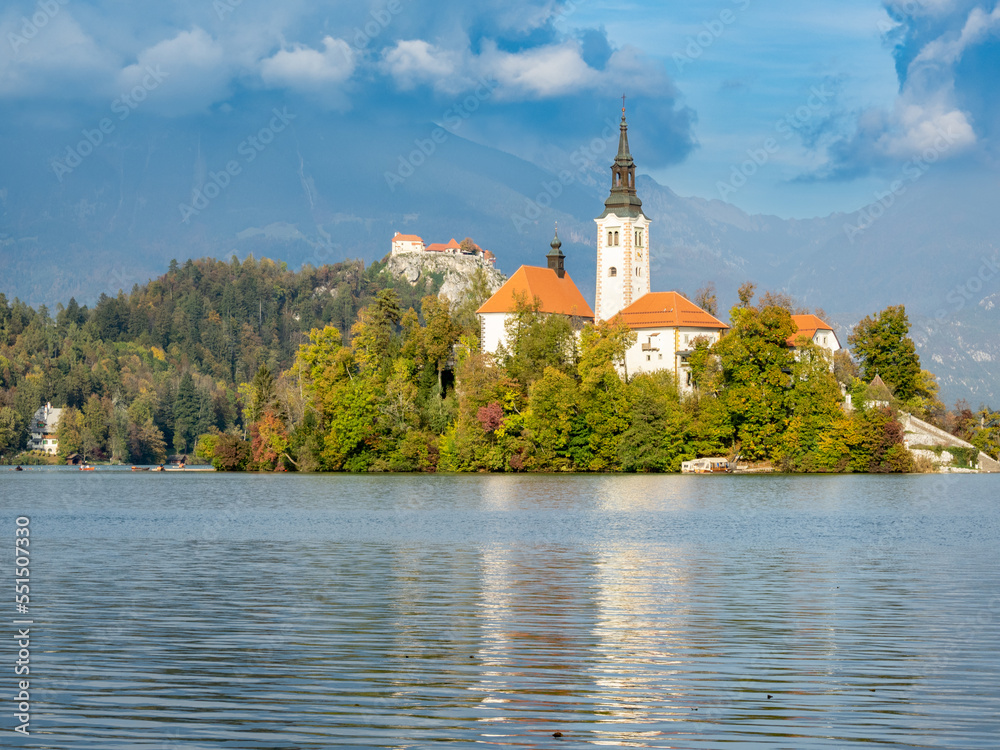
2 0 997 218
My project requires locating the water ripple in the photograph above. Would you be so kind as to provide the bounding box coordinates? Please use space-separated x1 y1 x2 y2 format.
2 473 998 747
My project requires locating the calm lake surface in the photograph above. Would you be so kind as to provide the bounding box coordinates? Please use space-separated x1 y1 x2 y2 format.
2 470 999 748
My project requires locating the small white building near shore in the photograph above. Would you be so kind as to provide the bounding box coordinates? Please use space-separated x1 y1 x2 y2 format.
29 403 63 455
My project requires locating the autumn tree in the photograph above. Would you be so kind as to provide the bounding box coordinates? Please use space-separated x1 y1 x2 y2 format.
737 281 756 308
694 283 718 316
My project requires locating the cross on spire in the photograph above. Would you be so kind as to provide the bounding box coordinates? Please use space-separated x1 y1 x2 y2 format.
622 93 626 113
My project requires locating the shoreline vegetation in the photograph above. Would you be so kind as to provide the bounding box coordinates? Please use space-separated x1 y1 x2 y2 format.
1 255 997 474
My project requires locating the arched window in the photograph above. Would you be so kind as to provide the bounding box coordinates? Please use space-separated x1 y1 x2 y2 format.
609 267 617 277
614 231 619 246
607 230 613 246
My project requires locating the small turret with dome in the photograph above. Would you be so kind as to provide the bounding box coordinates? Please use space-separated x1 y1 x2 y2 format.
546 223 565 278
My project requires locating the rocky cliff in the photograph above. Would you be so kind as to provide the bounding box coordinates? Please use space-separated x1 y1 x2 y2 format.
386 252 507 306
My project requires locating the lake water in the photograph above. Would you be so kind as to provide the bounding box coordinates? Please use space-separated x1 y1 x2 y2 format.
2 469 999 748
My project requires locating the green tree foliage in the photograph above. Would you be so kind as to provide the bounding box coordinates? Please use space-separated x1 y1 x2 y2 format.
851 407 914 473
523 367 579 471
418 295 459 398
848 305 921 401
173 373 200 453
574 321 634 470
971 407 1000 459
619 373 689 472
0 255 438 464
0 406 22 457
715 304 795 460
777 343 844 471
0 255 977 473
501 293 577 389
450 267 494 341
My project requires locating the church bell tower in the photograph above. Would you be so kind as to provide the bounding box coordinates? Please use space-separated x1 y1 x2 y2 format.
594 100 650 321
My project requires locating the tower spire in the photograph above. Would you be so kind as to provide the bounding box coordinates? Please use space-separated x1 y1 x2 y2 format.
601 98 643 218
594 101 651 322
546 222 565 278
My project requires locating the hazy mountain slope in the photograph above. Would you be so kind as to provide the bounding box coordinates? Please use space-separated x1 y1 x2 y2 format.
0 99 996 404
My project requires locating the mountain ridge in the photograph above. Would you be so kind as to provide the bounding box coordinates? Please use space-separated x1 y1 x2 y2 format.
1 99 995 403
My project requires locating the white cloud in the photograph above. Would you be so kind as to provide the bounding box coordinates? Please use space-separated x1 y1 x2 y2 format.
260 36 356 90
878 101 976 156
381 39 468 93
0 11 118 99
117 28 231 115
874 3 997 157
480 40 594 98
819 1 994 173
912 4 1000 65
382 37 671 102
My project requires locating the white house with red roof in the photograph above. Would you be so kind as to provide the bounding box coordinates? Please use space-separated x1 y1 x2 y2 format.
476 229 593 354
787 314 841 354
611 292 729 389
391 232 425 255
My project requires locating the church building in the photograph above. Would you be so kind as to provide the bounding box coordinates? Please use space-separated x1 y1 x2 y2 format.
474 103 730 389
476 228 594 354
598 105 727 390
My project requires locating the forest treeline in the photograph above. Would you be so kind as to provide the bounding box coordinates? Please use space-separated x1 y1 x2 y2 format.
1 255 997 471
0 255 441 462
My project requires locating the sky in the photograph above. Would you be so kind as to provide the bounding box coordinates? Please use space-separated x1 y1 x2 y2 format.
1 0 998 219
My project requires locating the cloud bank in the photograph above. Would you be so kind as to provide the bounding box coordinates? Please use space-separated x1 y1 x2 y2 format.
0 0 696 166
814 0 999 178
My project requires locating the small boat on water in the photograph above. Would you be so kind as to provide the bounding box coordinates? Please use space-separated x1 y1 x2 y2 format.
681 457 730 474
131 466 150 472
80 465 95 471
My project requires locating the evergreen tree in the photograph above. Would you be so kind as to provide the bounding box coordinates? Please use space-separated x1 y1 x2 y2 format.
173 373 200 453
848 305 921 401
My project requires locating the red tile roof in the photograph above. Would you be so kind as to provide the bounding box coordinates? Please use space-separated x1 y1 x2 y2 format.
612 292 727 330
787 314 834 346
393 233 423 242
426 238 462 252
477 266 594 318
